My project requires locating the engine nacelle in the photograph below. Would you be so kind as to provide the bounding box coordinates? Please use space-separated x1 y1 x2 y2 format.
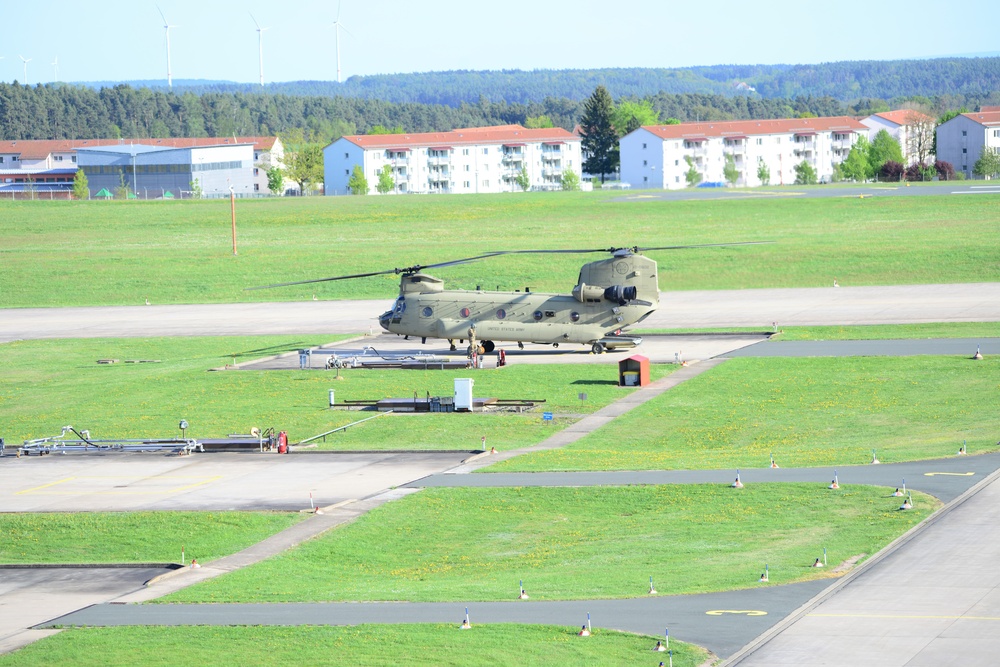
603 285 637 304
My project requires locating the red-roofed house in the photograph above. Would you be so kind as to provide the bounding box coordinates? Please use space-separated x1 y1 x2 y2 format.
620 116 867 189
323 125 582 195
935 111 1000 179
860 110 935 165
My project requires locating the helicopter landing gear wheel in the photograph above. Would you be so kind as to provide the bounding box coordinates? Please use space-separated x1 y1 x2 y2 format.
449 339 456 351
481 340 495 354
591 342 605 354
517 342 524 350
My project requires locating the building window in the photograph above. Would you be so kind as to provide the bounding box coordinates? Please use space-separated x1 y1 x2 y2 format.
345 169 349 176
643 176 648 182
464 165 470 171
643 160 647 166
12 156 18 162
344 153 349 159
674 160 679 166
463 148 469 156
483 180 489 187
253 168 259 176
0 157 4 163
963 148 967 154
254 153 260 161
72 156 77 162
675 176 680 183
962 131 967 137
254 183 259 191
642 143 647 149
463 181 470 188
483 148 488 155
757 138 763 145
54 155 63 161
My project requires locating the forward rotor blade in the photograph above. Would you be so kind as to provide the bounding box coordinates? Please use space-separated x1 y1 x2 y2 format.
246 269 399 290
245 252 509 291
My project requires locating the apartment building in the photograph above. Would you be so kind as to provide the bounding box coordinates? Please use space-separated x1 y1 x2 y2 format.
620 116 867 189
935 111 1000 178
324 125 582 195
860 109 935 165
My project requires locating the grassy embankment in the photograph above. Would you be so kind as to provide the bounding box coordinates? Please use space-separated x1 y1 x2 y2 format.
488 355 1000 472
166 484 935 604
0 335 673 445
0 512 305 564
0 625 709 667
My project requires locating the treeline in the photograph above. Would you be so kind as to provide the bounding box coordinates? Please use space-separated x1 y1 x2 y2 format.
76 57 1000 106
2 82 997 143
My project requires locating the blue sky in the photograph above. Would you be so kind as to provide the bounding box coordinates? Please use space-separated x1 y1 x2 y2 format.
2 0 997 85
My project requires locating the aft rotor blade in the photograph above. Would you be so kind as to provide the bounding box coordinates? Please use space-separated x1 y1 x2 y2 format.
636 241 773 251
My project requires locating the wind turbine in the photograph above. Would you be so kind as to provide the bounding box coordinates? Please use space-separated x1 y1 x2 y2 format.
19 55 31 85
156 5 177 88
330 1 353 84
51 56 59 82
249 13 269 88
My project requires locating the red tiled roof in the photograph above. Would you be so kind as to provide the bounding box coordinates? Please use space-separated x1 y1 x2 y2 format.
962 111 1000 126
981 105 1000 113
340 125 579 150
0 136 278 160
872 109 934 126
639 116 867 141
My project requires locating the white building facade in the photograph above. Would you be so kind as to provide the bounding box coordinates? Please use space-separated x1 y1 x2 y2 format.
620 117 867 190
935 111 1000 179
324 125 582 195
860 109 935 166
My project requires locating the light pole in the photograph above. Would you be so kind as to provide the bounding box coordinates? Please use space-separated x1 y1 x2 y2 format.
229 184 237 255
179 419 188 439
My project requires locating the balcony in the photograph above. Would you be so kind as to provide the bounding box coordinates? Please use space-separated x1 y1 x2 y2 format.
541 150 563 161
542 167 563 178
427 156 451 166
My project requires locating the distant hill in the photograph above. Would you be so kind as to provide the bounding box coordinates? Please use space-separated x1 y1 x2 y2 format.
71 57 1000 106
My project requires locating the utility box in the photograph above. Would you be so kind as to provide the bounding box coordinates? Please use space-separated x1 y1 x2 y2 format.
619 355 651 387
454 378 474 411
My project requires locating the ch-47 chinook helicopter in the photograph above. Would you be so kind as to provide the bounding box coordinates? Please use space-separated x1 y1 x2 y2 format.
251 243 765 355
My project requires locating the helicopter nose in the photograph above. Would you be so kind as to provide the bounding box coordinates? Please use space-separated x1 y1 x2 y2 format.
378 311 392 331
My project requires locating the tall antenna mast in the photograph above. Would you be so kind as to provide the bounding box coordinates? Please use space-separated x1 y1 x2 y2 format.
156 5 177 88
249 13 269 88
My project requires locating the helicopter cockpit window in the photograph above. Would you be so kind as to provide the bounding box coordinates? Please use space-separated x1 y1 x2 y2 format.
533 310 543 321
496 309 506 319
393 298 406 315
570 311 580 322
421 306 433 317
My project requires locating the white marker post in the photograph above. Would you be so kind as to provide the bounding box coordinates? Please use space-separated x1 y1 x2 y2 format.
310 492 315 511
823 547 827 566
587 612 592 634
181 545 185 566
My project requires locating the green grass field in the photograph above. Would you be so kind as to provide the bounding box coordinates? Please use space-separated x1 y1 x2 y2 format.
2 192 998 308
0 625 708 667
164 484 935 604
488 356 1000 472
0 335 671 446
642 322 1000 340
0 512 304 564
